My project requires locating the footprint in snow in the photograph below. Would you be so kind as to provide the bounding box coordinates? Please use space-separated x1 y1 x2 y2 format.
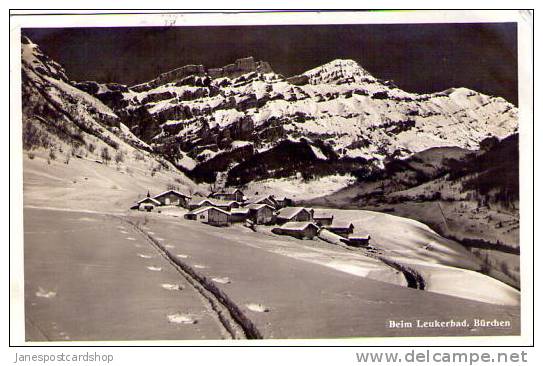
161 283 184 291
194 264 207 269
245 303 270 313
176 254 189 259
126 237 136 241
120 230 128 234
165 244 175 249
137 253 153 259
146 266 162 271
147 231 155 235
36 287 56 299
156 237 165 241
167 313 198 324
212 277 231 284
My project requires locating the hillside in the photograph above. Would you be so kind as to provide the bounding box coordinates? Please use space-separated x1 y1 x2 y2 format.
21 36 198 210
308 134 520 288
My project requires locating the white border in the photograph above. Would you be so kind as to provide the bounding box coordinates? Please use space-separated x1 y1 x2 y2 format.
8 10 534 347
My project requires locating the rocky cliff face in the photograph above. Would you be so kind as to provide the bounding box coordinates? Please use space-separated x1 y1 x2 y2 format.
23 36 519 189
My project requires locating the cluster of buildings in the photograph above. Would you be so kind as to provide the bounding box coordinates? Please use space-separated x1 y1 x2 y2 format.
131 188 370 247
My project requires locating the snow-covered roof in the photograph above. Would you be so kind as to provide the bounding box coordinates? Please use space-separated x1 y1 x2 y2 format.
231 208 250 214
276 207 310 219
279 221 319 231
187 206 231 216
244 196 276 205
191 198 238 207
246 203 275 211
153 189 190 199
313 212 334 219
136 197 161 205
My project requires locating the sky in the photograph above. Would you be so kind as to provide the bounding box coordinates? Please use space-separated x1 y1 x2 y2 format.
23 23 518 105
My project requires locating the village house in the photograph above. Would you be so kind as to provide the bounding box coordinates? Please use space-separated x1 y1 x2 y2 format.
324 222 355 238
229 207 250 223
313 212 334 226
272 222 320 240
244 195 278 209
132 197 161 212
209 188 245 202
183 206 231 226
188 198 240 211
152 190 191 208
276 207 314 224
246 203 276 225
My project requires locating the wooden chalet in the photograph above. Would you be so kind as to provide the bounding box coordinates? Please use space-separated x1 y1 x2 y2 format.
246 203 275 225
272 222 320 240
184 206 231 226
153 190 190 208
276 207 313 224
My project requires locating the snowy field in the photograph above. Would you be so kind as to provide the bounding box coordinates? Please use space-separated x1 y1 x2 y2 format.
20 156 520 340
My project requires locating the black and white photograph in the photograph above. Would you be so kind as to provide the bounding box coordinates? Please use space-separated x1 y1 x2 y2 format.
10 10 533 345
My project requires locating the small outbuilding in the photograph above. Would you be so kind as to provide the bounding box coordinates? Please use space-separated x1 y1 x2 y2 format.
324 222 355 238
272 222 320 240
276 207 313 224
246 203 276 225
184 206 231 226
341 235 371 247
153 190 190 208
133 197 161 212
274 197 293 208
313 212 334 227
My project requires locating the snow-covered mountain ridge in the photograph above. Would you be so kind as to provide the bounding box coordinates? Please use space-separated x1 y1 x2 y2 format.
22 36 518 188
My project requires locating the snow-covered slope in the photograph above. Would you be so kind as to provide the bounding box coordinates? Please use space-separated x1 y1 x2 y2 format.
21 36 197 207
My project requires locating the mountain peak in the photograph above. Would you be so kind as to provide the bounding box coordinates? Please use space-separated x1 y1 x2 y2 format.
303 58 376 85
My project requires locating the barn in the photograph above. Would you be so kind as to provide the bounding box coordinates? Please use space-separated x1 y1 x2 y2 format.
313 212 334 226
324 222 355 238
153 190 190 208
272 222 320 240
276 207 313 224
209 189 245 202
184 206 231 226
133 197 161 212
246 203 275 225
